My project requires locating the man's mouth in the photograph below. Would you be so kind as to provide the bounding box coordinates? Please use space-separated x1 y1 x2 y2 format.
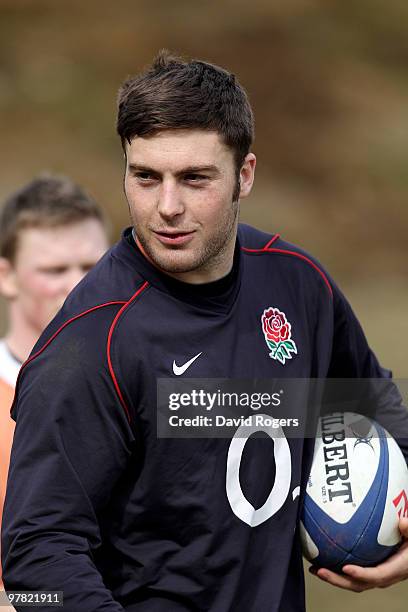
153 230 195 246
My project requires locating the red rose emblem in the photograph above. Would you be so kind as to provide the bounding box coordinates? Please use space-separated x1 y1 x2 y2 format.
261 306 297 364
262 308 291 343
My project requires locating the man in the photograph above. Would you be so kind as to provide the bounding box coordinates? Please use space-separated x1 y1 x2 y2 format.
2 53 408 611
0 175 109 594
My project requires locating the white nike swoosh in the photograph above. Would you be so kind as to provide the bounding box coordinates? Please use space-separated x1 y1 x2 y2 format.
173 352 202 376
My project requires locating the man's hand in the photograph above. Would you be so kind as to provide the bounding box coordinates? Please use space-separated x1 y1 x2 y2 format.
309 517 408 592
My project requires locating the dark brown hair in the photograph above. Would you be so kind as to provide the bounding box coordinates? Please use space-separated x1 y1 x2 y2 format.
117 50 255 173
0 174 106 262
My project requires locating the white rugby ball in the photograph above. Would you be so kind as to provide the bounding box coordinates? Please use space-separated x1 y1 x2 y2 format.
301 412 408 570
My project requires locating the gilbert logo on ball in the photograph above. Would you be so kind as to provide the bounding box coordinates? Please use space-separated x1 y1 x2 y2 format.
300 412 408 571
261 307 297 365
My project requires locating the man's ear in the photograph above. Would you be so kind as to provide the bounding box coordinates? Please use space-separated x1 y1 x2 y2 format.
0 257 18 299
239 153 256 199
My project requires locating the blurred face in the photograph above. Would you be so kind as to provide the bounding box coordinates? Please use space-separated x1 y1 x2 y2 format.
4 219 108 333
124 129 255 283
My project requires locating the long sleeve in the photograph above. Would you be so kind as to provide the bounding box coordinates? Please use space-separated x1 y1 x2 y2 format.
1 311 134 611
327 282 408 461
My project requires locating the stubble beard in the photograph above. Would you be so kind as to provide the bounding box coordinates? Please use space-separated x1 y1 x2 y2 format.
134 199 240 276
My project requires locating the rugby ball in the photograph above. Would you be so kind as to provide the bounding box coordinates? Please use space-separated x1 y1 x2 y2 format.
300 412 408 571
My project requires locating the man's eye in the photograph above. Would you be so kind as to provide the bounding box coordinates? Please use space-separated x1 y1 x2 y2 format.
184 174 207 182
41 267 68 275
136 172 155 181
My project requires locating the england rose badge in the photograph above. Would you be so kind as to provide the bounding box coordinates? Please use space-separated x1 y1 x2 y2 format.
261 307 297 365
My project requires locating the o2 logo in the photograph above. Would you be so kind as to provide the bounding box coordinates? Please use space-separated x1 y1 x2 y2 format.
226 414 296 527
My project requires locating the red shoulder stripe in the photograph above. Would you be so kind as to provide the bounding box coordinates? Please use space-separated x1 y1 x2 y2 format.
262 234 281 249
107 281 149 422
12 300 128 416
19 301 127 374
241 246 333 298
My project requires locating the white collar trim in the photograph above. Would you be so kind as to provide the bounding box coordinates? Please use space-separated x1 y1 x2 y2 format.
0 339 21 388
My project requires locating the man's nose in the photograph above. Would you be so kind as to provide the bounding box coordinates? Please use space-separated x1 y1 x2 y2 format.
157 180 185 219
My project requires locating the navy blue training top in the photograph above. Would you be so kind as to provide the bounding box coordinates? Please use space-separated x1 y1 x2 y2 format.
2 224 408 612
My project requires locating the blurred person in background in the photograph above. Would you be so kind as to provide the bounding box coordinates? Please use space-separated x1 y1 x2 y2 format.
2 54 408 611
0 175 109 601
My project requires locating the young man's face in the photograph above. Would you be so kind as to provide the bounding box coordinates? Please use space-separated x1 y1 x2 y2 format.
2 219 108 333
124 129 255 283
